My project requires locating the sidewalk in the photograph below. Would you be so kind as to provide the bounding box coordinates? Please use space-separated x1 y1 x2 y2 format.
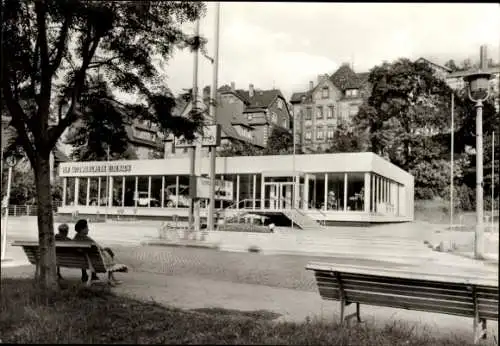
2 265 497 343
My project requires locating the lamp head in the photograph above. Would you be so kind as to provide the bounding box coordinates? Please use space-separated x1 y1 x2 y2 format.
463 70 492 102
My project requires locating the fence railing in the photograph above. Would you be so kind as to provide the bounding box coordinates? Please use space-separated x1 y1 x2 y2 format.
2 201 62 217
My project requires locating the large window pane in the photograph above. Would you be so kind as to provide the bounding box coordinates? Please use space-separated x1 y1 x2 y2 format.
78 178 87 206
346 173 364 211
66 178 75 206
150 176 162 207
163 175 177 208
136 176 149 207
89 178 99 206
99 177 110 206
326 173 344 211
124 177 135 207
112 177 123 206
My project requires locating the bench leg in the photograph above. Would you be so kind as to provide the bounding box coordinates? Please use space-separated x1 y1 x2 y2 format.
473 317 487 344
344 302 363 326
339 299 345 325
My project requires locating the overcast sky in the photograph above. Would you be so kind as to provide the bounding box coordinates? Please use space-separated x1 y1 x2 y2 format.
162 2 500 100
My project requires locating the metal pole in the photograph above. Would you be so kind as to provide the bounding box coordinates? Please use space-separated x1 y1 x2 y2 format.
475 100 484 259
492 131 495 232
188 19 200 238
208 2 220 234
450 92 454 227
1 166 13 260
105 145 110 222
292 109 296 230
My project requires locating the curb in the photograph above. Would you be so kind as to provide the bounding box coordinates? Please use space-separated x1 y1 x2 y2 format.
141 240 220 250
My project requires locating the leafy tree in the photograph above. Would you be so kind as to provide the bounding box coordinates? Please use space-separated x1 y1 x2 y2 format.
325 123 365 153
218 127 298 157
218 140 262 157
1 0 206 289
354 58 454 171
263 127 294 155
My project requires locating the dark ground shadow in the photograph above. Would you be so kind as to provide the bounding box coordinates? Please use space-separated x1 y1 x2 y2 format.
190 307 282 321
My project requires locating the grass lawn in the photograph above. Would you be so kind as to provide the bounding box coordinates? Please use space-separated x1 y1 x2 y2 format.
0 278 482 345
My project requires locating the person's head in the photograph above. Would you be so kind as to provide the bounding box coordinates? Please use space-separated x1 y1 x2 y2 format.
57 223 69 237
75 219 89 235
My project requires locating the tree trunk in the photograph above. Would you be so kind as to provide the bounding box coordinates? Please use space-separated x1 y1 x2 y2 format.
34 152 58 290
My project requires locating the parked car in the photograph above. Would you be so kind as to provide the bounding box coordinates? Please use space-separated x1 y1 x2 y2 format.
134 192 161 207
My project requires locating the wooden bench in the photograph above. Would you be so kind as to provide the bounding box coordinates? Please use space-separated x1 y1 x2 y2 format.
12 240 128 286
306 262 498 344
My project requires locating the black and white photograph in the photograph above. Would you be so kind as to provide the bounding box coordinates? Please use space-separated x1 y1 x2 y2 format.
1 1 498 344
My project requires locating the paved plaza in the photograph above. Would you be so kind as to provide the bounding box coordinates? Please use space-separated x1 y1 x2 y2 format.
2 216 498 343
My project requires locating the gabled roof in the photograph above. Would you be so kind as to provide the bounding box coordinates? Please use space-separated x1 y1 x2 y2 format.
179 99 263 147
235 89 284 109
290 92 307 103
330 64 364 90
290 65 370 103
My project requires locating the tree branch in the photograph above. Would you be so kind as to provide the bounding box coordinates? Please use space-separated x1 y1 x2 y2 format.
48 33 102 148
49 15 72 77
1 73 37 165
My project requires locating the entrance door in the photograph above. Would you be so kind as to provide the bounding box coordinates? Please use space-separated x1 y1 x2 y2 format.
265 184 279 210
264 182 299 210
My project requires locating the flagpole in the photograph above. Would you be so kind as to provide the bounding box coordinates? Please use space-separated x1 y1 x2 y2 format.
450 92 454 227
492 131 495 232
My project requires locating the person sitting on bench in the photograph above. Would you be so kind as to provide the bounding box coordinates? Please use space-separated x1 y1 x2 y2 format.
73 219 127 285
54 223 71 280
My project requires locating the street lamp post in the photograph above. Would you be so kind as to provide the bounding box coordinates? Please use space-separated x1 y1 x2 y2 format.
463 45 492 260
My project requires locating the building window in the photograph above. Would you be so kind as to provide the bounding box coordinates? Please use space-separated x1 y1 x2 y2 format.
327 126 334 139
316 126 324 141
305 107 312 120
327 106 334 119
322 87 329 99
346 89 359 98
316 106 323 120
305 131 312 141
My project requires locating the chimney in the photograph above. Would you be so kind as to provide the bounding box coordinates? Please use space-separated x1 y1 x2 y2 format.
309 81 314 90
230 81 235 92
480 45 488 69
249 83 254 97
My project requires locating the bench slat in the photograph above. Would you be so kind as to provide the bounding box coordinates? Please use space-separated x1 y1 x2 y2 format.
317 287 341 300
340 272 473 291
19 243 107 273
306 262 498 287
481 311 498 321
345 291 474 318
340 281 471 303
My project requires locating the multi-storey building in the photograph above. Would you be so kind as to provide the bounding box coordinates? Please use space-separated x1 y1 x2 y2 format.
126 119 165 159
165 83 292 157
290 63 370 153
